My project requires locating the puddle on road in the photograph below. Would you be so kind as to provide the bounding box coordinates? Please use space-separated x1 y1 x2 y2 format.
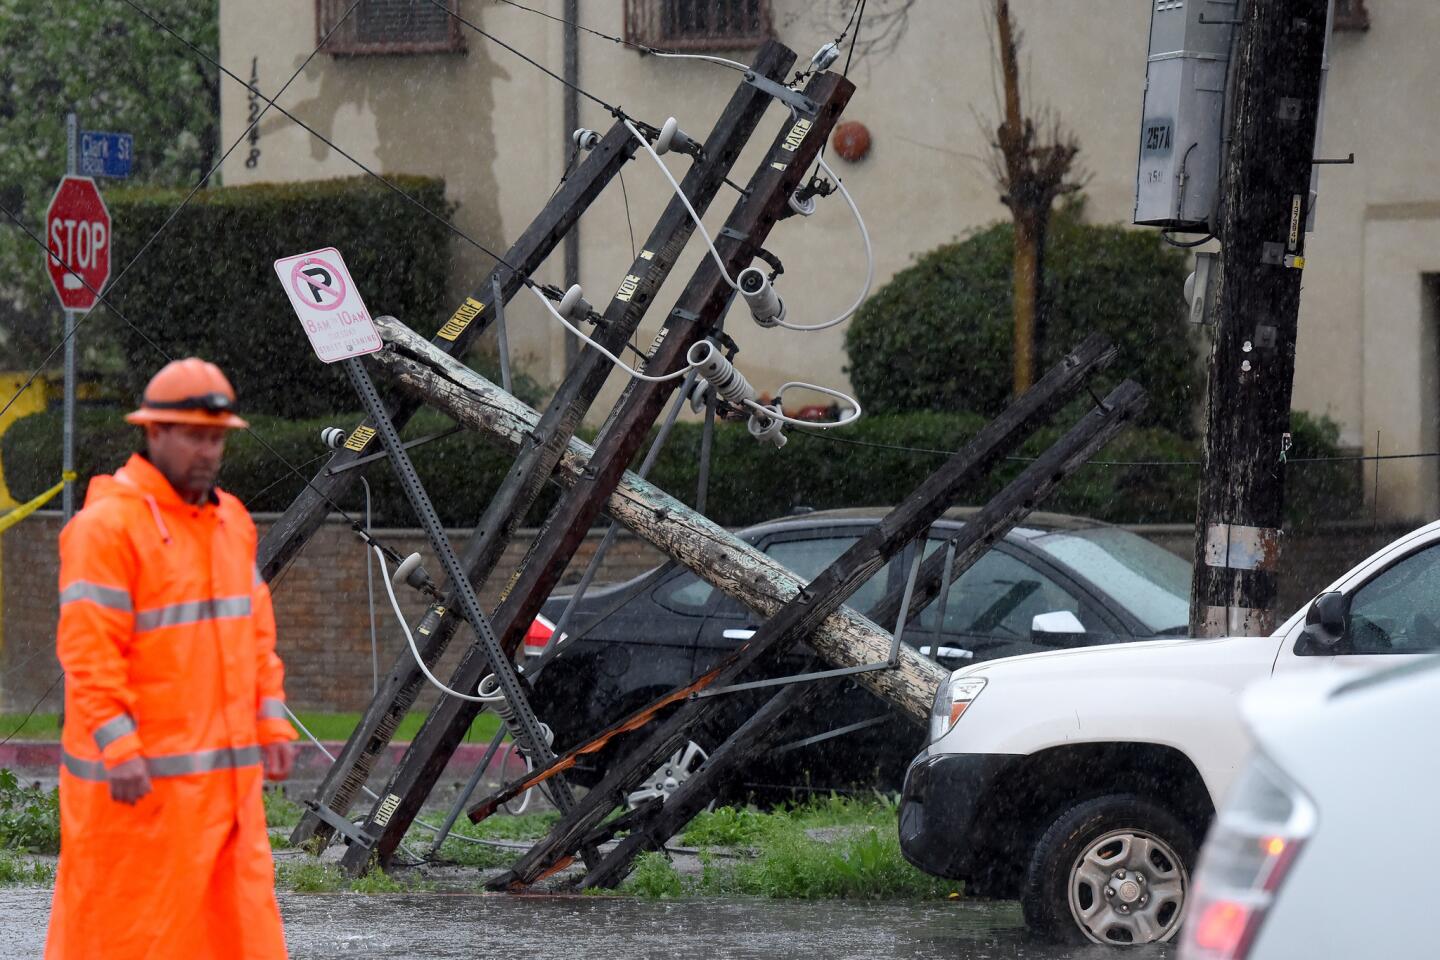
0 889 1172 960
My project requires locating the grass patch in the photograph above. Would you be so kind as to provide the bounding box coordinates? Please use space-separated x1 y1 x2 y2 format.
412 809 558 870
277 860 348 893
625 795 955 901
0 769 60 854
0 850 55 886
263 788 304 829
0 712 500 744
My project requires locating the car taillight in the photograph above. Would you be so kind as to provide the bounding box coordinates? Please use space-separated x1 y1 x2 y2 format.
1180 755 1316 960
524 614 556 655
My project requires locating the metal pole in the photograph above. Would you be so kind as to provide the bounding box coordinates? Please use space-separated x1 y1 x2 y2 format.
62 111 78 521
561 0 581 370
492 274 512 394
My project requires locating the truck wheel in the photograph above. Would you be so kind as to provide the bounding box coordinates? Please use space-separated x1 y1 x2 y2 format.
1021 794 1192 945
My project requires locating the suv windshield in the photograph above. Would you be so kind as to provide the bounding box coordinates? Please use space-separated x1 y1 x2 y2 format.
1032 527 1192 634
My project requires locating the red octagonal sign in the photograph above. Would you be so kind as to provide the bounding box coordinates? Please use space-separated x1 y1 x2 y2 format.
46 175 111 312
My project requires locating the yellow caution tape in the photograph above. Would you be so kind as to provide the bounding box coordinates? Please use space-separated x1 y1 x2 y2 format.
0 471 78 535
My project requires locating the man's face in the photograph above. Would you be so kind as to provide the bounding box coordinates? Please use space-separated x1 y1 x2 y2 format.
145 424 227 501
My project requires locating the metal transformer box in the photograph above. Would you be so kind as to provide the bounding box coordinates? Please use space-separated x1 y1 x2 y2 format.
1133 0 1239 232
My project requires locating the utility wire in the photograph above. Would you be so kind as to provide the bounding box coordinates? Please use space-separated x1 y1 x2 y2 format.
791 428 1440 468
116 0 532 287
487 0 753 69
0 206 403 558
0 0 364 425
422 0 625 116
0 673 62 746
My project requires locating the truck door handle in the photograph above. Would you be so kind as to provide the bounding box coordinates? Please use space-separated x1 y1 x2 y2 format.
723 629 757 641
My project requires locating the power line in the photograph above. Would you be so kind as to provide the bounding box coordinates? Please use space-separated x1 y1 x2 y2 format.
0 673 62 746
116 0 531 285
0 0 364 424
421 0 627 118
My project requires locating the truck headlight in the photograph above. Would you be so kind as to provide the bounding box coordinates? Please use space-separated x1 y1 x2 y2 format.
929 676 986 742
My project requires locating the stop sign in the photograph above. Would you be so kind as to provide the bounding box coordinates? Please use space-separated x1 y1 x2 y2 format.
45 175 111 312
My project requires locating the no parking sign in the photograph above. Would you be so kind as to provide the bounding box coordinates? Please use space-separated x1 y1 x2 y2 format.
273 247 383 363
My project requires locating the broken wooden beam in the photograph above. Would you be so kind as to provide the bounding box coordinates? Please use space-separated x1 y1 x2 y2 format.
291 40 796 851
580 376 1149 889
489 335 1120 889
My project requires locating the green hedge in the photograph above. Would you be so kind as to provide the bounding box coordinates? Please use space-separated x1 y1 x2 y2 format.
844 207 1201 435
4 406 1359 530
100 176 455 419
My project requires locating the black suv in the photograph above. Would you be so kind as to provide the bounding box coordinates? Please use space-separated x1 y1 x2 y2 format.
529 508 1192 799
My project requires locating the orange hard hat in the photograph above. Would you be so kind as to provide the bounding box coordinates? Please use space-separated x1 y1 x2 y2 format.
125 358 249 429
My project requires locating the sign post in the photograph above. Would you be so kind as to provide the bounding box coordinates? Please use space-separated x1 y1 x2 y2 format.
46 114 114 518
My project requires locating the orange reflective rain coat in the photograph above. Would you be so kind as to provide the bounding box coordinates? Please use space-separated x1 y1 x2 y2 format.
46 454 296 960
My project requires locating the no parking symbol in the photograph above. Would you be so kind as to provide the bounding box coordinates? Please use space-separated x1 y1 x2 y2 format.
273 247 382 363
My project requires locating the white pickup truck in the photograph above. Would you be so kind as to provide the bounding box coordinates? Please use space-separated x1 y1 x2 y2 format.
898 519 1440 947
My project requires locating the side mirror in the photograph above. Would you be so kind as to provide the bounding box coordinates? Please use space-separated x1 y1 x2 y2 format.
1032 610 1086 636
1301 591 1350 649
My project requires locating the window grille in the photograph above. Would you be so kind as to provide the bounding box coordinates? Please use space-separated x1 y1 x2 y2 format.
317 0 466 56
1333 0 1370 32
623 0 772 52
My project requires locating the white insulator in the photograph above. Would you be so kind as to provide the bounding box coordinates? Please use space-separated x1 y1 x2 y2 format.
687 341 758 407
748 407 788 449
810 40 841 73
788 192 817 217
737 266 786 328
558 283 593 322
655 116 699 156
572 127 602 150
392 552 430 591
320 427 348 449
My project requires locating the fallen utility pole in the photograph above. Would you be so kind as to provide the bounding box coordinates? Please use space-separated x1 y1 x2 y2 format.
257 119 637 584
372 325 947 717
486 336 1119 890
339 68 854 874
289 41 796 850
581 376 1148 889
1190 0 1330 637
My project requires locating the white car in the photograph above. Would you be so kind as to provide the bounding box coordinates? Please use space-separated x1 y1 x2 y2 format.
898 519 1440 946
1180 655 1440 959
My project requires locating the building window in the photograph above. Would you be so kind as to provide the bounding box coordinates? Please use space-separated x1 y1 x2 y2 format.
624 0 772 52
1333 0 1370 31
317 0 466 56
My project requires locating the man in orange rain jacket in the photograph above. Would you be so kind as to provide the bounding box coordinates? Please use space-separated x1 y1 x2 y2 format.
46 358 298 960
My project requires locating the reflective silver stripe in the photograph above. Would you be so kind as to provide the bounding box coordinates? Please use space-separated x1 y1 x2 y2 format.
93 714 137 752
61 751 108 782
134 596 252 632
257 698 287 720
59 581 133 613
146 745 262 777
63 746 264 782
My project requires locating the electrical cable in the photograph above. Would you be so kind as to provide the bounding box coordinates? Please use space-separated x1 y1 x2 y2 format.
618 170 638 261
0 203 404 561
420 0 626 116
361 476 379 697
0 673 62 746
772 156 873 332
529 284 691 383
743 383 863 430
487 0 751 72
623 119 740 290
117 0 532 286
0 0 364 430
375 546 490 702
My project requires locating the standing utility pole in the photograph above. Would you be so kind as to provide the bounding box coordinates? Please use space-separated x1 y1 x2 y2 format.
1190 0 1330 636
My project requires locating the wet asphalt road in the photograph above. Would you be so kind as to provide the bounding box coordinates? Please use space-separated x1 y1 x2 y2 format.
0 888 1170 959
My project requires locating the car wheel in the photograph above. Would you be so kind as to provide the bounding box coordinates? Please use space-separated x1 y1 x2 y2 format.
1021 793 1192 945
625 740 709 809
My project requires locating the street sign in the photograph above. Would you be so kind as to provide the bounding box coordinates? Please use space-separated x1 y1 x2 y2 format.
78 130 133 179
273 247 383 363
45 175 111 312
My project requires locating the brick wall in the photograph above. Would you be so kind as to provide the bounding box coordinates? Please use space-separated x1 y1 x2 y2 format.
0 511 663 715
0 510 1420 717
